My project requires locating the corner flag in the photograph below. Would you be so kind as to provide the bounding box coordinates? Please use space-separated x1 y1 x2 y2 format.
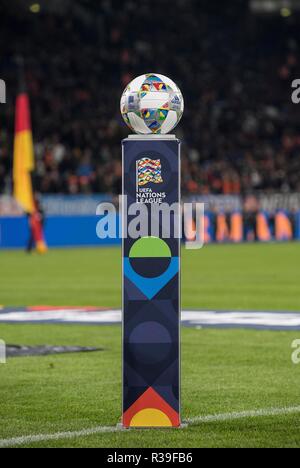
13 90 35 213
13 75 48 253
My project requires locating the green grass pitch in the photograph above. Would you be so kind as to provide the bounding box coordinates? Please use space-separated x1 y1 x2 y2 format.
0 243 300 447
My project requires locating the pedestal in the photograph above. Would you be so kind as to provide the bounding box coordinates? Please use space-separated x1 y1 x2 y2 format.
122 135 181 428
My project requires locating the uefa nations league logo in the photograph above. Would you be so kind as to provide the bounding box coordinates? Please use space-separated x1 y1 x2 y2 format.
0 79 6 104
136 158 166 204
137 158 163 187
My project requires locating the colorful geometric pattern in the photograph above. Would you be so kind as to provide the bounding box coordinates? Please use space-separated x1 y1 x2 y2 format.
120 73 184 135
137 158 163 187
141 74 169 93
122 138 181 428
137 75 171 134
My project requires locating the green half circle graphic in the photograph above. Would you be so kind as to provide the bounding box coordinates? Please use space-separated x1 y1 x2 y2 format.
129 237 171 258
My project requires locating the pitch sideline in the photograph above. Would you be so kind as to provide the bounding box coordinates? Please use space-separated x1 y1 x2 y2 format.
2 308 300 330
1 405 300 447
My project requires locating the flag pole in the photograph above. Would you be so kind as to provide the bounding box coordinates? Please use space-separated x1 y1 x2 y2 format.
13 58 48 253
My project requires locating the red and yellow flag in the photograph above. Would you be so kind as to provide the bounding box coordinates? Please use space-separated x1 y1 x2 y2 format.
13 90 47 253
13 92 35 214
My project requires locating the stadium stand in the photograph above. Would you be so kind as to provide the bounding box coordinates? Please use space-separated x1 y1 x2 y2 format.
1 0 300 196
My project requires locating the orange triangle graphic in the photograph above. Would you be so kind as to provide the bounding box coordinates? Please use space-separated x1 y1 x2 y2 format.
123 387 180 427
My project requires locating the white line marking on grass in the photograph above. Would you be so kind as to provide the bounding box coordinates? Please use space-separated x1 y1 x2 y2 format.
2 309 300 330
0 425 118 448
185 405 300 425
1 405 300 447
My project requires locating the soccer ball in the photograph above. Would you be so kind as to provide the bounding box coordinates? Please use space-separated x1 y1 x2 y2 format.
120 73 184 135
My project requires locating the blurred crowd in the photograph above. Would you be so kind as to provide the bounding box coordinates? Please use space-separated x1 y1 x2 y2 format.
1 0 300 196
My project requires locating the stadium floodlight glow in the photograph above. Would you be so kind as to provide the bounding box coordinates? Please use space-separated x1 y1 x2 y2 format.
121 74 183 428
281 7 292 17
29 3 41 14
